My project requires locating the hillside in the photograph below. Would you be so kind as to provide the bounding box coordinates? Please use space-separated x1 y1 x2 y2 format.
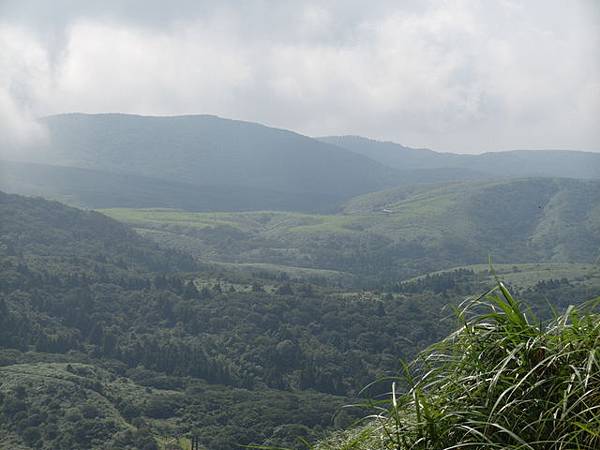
0 160 341 212
320 135 600 179
3 114 400 210
0 191 197 274
101 178 600 282
0 159 489 213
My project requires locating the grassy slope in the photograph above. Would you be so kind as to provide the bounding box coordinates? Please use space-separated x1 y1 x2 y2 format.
100 178 600 281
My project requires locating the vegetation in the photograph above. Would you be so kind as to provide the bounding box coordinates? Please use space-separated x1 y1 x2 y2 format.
317 284 600 449
101 178 600 283
0 191 453 448
1 190 599 449
0 359 351 450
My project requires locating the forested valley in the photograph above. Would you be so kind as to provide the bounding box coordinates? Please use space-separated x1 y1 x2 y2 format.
1 184 599 449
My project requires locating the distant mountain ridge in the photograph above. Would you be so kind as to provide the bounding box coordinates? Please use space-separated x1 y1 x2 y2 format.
1 113 598 212
7 113 398 199
318 135 600 179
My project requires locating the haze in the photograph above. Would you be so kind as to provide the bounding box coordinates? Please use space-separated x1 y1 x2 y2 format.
1 0 599 153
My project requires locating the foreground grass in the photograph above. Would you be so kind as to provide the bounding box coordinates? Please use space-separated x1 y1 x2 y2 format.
318 283 600 449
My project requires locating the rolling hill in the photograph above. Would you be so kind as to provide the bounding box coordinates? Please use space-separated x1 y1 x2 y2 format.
101 178 600 281
2 188 599 449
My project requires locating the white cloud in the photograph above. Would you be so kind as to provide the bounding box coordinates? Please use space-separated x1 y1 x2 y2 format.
0 0 598 153
0 25 48 151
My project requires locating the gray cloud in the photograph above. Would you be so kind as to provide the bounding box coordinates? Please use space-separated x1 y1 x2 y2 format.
0 0 599 153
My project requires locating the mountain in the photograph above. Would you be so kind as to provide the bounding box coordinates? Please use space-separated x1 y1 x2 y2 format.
0 158 492 212
5 114 597 213
2 114 402 210
319 135 600 179
102 178 600 281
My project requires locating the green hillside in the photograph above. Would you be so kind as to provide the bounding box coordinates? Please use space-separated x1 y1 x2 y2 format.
404 262 600 290
101 178 600 282
0 359 350 450
320 135 600 179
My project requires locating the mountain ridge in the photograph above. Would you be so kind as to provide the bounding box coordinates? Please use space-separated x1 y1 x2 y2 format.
318 135 600 178
2 113 598 214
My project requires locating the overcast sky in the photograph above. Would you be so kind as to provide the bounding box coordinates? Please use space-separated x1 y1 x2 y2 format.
1 0 599 153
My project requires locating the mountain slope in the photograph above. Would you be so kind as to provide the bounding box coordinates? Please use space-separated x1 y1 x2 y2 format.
0 160 342 212
319 135 600 179
0 159 491 212
7 114 399 203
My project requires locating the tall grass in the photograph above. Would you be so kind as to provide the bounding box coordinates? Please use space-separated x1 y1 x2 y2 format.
318 282 600 450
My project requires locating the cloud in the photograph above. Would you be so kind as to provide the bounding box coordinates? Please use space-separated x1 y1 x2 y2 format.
0 0 598 153
0 25 48 151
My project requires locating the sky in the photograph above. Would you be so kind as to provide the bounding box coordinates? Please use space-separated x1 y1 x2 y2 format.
1 0 599 153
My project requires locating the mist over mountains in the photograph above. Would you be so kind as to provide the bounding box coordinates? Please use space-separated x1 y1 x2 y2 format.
1 113 599 212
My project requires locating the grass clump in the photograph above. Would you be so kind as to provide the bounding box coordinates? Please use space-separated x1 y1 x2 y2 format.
319 283 600 449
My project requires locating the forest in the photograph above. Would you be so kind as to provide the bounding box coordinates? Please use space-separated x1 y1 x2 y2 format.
1 190 599 449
